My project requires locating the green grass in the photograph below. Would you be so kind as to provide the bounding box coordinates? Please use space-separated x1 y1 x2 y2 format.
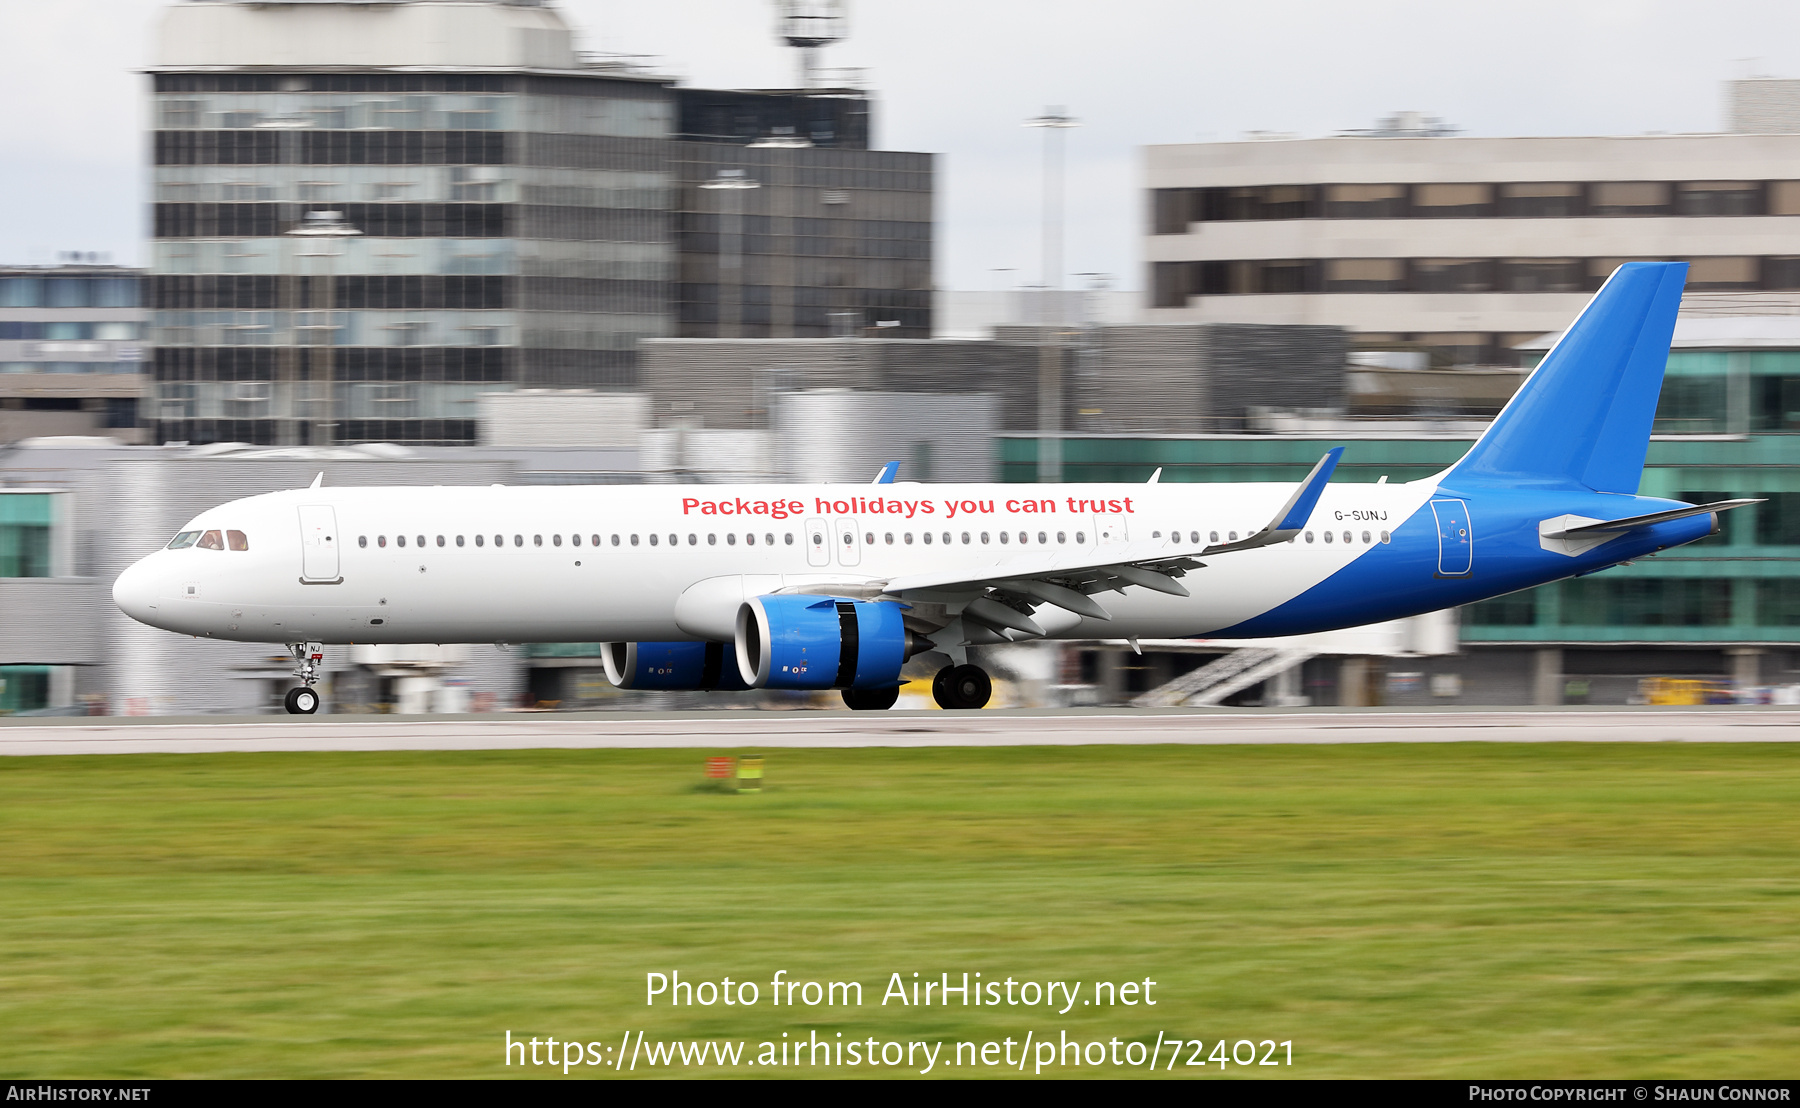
1 743 1798 1078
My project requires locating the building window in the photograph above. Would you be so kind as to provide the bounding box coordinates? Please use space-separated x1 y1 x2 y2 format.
1411 258 1494 293
1500 258 1584 293
1753 376 1800 432
1323 184 1407 219
1587 181 1670 217
1412 183 1493 218
1675 181 1764 217
1685 256 1760 291
0 494 52 578
1466 590 1538 626
1498 182 1584 218
1754 493 1800 545
1654 377 1728 434
1756 579 1800 625
1325 258 1405 293
1559 579 1731 626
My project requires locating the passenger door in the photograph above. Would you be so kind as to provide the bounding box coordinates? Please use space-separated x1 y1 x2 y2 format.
298 505 341 582
1430 498 1472 576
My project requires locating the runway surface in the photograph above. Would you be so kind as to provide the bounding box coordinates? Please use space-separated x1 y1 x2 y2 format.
1 708 1797 756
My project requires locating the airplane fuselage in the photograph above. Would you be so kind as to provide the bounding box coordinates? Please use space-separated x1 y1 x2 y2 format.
112 476 1707 647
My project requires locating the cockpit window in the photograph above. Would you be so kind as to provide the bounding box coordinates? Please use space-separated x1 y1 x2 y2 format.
226 530 249 551
167 531 200 550
196 530 225 551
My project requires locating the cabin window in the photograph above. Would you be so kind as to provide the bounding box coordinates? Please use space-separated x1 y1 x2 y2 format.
1305 531 1314 543
922 532 932 545
1018 532 1028 544
227 530 249 551
867 532 876 545
708 534 717 546
1152 531 1162 539
1362 531 1372 544
999 532 1009 544
725 533 735 545
1343 531 1353 544
1229 531 1238 541
1381 531 1391 543
572 534 581 547
784 533 794 545
1324 531 1334 543
358 536 368 548
167 531 201 550
668 534 678 547
885 532 895 545
493 534 502 547
416 535 425 548
648 534 658 546
1057 532 1066 544
514 535 524 547
456 535 465 547
475 534 485 547
436 535 445 547
962 532 971 544
611 535 620 546
1210 531 1220 543
592 534 601 547
398 534 408 548
1037 532 1047 545
552 534 562 547
378 535 388 548
1190 531 1200 543
533 535 543 547
766 533 775 546
1076 531 1086 543
629 534 637 546
979 532 988 544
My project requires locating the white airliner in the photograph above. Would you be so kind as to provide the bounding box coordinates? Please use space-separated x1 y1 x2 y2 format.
114 263 1751 713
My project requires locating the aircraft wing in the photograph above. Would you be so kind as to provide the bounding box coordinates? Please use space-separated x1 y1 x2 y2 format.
863 450 1345 629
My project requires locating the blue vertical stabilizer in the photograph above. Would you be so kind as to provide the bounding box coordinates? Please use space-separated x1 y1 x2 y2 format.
1447 261 1687 493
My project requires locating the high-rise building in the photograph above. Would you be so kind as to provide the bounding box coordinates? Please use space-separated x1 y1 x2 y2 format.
147 0 931 447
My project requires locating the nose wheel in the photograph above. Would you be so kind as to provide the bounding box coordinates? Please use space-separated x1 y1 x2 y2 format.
932 664 991 710
283 686 320 715
284 642 324 715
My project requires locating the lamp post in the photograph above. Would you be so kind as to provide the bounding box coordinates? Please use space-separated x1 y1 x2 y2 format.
285 210 361 447
1024 107 1079 483
699 170 761 339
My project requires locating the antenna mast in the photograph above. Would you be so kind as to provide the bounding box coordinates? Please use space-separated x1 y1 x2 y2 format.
775 0 847 89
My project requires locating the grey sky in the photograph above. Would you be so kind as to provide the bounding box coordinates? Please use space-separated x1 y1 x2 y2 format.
5 0 1800 290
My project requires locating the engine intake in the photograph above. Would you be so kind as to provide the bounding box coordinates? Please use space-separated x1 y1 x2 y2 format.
602 641 751 691
736 595 929 690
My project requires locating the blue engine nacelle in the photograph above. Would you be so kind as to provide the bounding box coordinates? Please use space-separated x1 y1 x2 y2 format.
734 595 928 690
602 641 751 691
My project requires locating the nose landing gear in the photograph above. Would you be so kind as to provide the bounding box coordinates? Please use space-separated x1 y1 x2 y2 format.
284 642 324 715
932 664 992 710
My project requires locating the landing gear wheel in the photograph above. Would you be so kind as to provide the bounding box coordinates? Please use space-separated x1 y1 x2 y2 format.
283 687 320 715
842 686 900 711
933 664 991 710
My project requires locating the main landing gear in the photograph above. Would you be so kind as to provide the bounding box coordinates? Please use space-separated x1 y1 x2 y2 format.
932 664 992 710
284 642 324 715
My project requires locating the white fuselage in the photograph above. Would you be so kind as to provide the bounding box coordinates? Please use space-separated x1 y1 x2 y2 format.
112 479 1439 646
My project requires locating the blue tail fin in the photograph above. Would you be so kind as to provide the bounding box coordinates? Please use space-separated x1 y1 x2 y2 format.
1447 261 1687 493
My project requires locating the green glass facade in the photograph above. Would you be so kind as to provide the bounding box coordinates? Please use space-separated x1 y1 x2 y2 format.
1000 348 1800 648
0 494 52 579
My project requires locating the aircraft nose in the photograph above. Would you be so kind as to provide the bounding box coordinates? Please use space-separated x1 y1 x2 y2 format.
112 557 164 626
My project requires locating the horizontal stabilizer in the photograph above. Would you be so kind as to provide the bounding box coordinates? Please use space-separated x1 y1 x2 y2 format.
1545 499 1761 538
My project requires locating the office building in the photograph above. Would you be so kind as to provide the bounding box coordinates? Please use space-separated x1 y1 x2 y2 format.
146 0 932 447
0 264 147 443
1145 84 1800 367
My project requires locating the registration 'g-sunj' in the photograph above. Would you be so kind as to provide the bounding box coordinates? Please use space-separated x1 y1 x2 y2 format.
115 262 1753 713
